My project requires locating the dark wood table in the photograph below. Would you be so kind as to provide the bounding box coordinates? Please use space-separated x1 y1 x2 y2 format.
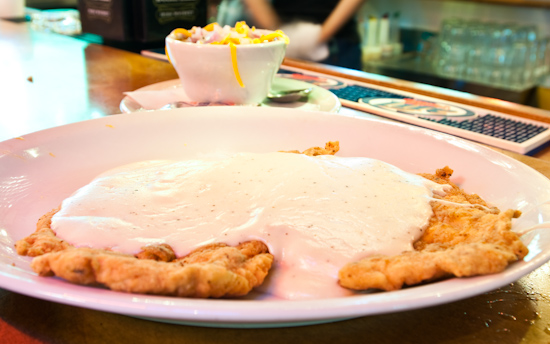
2 18 550 343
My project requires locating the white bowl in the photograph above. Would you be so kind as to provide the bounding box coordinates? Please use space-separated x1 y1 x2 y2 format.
165 31 287 105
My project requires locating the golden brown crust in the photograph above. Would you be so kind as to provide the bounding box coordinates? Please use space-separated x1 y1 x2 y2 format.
31 241 273 298
135 244 177 262
16 148 527 297
338 166 528 291
15 142 343 298
15 207 72 256
282 141 340 156
17 210 273 298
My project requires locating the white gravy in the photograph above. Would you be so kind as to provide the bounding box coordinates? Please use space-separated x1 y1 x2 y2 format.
51 152 449 299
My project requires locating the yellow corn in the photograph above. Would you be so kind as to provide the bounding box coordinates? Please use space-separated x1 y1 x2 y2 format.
259 30 289 44
170 22 289 89
235 21 250 36
203 22 218 32
228 37 241 45
173 28 191 38
172 22 288 45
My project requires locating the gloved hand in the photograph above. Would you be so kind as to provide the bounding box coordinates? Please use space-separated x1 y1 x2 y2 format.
280 21 329 61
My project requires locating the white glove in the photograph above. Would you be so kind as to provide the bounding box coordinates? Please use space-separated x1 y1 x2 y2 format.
280 22 329 61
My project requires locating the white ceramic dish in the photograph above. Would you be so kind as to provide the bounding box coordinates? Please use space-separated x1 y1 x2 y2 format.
166 28 286 104
120 77 341 113
1 107 549 328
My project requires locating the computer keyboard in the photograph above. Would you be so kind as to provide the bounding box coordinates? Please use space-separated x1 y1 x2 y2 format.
278 68 550 154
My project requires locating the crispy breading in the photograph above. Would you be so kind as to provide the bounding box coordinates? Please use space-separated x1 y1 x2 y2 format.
135 243 177 262
17 209 178 263
15 142 341 298
31 241 273 298
338 166 528 291
16 145 528 297
17 209 273 298
282 141 339 156
15 207 71 257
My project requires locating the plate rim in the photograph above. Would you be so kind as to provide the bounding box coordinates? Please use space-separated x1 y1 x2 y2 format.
1 106 549 327
119 77 341 114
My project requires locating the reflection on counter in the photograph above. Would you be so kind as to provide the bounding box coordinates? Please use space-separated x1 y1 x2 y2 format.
29 8 81 35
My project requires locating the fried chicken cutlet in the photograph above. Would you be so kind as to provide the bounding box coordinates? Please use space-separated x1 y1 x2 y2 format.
15 142 527 297
30 239 273 298
338 166 528 291
16 205 273 298
15 143 341 298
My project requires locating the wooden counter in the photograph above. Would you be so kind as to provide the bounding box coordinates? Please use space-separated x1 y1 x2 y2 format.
2 19 550 343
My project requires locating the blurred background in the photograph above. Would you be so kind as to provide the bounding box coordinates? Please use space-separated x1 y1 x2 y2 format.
356 0 550 111
20 0 550 110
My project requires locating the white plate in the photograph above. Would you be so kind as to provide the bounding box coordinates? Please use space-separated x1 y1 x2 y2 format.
1 107 550 328
120 77 341 113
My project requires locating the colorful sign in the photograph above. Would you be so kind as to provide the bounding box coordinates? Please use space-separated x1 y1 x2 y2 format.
360 98 476 118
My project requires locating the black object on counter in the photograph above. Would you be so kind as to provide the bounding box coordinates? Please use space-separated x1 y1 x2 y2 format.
77 0 207 43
